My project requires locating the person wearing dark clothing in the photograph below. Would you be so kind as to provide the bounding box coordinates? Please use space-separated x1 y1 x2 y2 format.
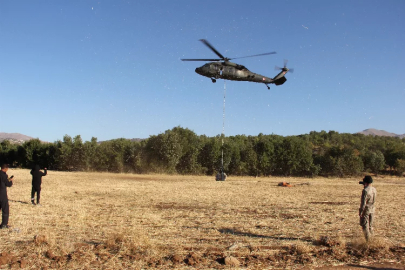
0 164 14 229
30 165 47 205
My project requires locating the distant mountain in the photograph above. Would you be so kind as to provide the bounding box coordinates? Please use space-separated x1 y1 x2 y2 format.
357 128 405 139
98 138 144 144
0 132 35 143
130 138 144 142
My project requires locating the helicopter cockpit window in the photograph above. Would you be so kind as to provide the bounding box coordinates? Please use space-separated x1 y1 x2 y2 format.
236 64 247 70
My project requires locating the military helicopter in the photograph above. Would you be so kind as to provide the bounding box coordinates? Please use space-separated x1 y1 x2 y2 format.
181 39 293 90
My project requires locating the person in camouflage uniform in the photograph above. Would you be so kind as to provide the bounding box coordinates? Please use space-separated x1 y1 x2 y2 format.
359 175 377 241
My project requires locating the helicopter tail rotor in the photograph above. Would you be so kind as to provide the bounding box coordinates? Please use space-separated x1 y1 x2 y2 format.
275 59 294 73
273 59 293 83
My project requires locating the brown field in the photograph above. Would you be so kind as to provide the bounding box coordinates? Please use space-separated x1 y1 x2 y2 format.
0 169 404 269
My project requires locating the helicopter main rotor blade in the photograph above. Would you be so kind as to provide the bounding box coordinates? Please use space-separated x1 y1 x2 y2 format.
181 58 222 61
231 52 277 60
199 39 226 60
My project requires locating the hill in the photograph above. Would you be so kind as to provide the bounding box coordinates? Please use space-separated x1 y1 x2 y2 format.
0 132 35 144
98 138 144 144
357 128 405 139
0 132 144 144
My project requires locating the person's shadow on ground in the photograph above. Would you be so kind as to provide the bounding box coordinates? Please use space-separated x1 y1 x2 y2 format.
9 200 29 205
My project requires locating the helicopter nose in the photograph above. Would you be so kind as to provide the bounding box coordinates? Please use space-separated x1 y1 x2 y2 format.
195 67 202 75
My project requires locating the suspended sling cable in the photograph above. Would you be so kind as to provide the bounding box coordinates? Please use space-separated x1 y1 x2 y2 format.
221 80 226 180
222 81 226 136
216 80 227 181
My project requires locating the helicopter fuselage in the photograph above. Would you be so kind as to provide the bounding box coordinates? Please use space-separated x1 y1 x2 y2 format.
195 61 287 87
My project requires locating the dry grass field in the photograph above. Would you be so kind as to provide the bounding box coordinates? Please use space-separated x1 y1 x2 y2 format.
0 169 404 269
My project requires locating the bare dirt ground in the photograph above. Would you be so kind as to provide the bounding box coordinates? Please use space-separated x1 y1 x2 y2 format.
310 262 404 269
0 170 404 269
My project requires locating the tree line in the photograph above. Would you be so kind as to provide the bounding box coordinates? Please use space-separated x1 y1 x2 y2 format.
1 127 405 177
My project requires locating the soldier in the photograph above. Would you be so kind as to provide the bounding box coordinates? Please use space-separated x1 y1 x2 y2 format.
359 175 377 241
0 164 14 229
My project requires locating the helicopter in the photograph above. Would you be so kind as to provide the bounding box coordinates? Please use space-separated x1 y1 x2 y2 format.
181 39 293 90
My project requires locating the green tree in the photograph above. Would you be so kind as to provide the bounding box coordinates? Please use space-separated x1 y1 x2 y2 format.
363 150 385 174
55 135 74 170
395 159 405 176
173 127 204 174
385 147 405 172
273 136 314 176
239 136 258 176
72 135 85 170
255 134 282 176
123 140 145 173
83 137 99 171
321 147 363 177
95 139 132 173
198 136 221 175
145 129 183 173
0 140 18 167
18 139 45 168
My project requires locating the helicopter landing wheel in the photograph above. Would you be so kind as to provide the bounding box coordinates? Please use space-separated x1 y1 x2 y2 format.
211 78 216 83
266 84 270 90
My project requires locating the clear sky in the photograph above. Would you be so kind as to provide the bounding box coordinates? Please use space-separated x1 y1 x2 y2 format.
1 0 404 142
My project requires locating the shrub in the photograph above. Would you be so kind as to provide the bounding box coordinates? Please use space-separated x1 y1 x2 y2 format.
395 159 405 176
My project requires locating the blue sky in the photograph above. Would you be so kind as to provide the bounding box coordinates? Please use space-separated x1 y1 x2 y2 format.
1 0 404 142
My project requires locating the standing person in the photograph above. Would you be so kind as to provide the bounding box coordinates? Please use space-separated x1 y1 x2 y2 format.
30 165 47 206
0 164 14 229
359 175 377 241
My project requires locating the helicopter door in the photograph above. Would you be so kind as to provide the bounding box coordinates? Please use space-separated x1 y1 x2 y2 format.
222 67 234 78
211 64 221 77
208 64 217 76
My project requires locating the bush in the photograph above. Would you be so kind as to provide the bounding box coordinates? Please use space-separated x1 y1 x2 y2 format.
363 150 385 174
395 159 405 176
